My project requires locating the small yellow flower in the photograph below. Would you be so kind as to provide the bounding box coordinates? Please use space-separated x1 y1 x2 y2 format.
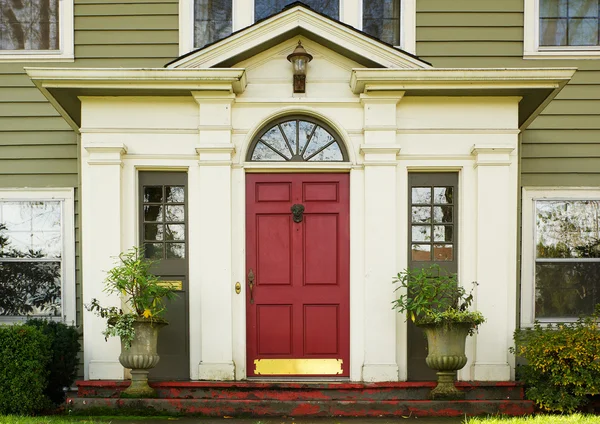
143 309 152 318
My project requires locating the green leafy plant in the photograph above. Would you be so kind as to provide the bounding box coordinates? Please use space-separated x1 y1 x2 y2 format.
392 264 485 334
86 247 177 349
24 319 80 405
511 306 600 413
0 324 51 415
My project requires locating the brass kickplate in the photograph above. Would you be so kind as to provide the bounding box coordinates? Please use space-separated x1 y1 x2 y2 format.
157 280 183 291
254 358 343 375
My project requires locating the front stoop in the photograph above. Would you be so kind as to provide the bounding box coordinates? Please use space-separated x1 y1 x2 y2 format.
68 381 535 417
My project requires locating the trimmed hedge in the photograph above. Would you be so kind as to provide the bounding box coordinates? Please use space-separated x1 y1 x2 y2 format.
511 309 600 413
0 325 51 415
25 319 80 404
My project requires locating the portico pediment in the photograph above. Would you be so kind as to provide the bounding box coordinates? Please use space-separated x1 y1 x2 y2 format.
165 2 431 70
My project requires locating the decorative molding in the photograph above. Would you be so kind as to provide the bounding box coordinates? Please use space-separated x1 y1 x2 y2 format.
80 128 198 134
360 144 402 155
84 143 127 166
470 145 515 167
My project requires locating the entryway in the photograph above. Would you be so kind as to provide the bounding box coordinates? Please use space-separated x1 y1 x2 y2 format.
245 173 350 378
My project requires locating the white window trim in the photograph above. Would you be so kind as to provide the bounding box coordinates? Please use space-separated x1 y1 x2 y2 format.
0 188 76 325
521 187 600 327
0 0 74 62
179 0 415 57
524 0 600 59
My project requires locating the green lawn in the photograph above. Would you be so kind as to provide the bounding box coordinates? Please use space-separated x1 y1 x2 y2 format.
466 414 600 424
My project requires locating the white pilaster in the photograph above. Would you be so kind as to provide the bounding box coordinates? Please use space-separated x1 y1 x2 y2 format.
470 145 517 381
360 93 403 381
82 142 127 380
193 92 236 380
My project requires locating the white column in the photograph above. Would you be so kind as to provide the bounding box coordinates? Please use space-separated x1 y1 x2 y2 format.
470 145 517 381
192 91 236 380
360 93 403 381
82 142 127 380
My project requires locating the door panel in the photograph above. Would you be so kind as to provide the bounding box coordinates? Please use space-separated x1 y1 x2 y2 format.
407 173 459 381
246 173 349 377
139 171 189 381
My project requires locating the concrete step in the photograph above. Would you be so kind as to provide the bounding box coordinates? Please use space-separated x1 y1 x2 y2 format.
66 397 535 417
75 380 526 401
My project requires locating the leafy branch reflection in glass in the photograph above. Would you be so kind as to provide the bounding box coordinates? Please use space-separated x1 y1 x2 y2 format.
250 118 347 162
0 201 62 316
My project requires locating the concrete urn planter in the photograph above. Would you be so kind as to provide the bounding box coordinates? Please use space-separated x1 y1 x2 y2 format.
419 322 472 399
119 318 167 397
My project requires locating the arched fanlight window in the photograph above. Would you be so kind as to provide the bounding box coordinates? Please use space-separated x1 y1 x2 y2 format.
247 117 348 162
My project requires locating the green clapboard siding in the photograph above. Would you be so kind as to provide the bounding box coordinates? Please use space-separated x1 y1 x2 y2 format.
416 1 600 188
0 0 179 340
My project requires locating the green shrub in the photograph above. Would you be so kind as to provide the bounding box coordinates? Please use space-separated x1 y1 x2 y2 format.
511 309 600 413
0 325 51 415
25 319 80 405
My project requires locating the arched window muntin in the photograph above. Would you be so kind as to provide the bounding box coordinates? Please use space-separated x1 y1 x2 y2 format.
246 115 349 162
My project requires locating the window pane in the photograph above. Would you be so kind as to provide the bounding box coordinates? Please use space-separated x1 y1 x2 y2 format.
255 0 339 21
568 18 598 45
362 0 400 45
412 225 431 242
434 187 453 204
145 242 163 260
144 205 163 222
144 186 163 203
540 18 568 45
568 0 597 17
165 186 184 203
303 127 335 160
165 205 185 222
166 242 185 259
412 206 431 224
262 126 292 159
194 0 232 48
433 244 453 261
412 188 431 204
535 262 599 318
0 0 59 51
433 206 453 223
411 244 431 261
536 200 600 259
1 201 61 258
252 142 287 161
434 225 453 242
0 261 61 316
540 0 568 17
165 224 185 241
307 143 343 161
144 224 164 241
298 121 315 153
279 121 297 155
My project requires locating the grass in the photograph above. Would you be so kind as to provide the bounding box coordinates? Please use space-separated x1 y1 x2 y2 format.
465 414 600 424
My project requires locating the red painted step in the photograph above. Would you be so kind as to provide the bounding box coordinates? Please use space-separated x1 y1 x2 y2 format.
66 397 535 417
70 381 534 417
76 380 525 401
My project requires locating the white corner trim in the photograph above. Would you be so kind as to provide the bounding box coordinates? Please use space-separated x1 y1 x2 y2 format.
179 0 195 56
401 0 416 54
471 145 515 167
523 0 600 58
520 187 600 327
0 188 76 325
0 0 74 62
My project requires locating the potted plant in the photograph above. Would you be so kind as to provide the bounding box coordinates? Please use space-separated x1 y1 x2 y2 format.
392 264 485 399
87 247 176 397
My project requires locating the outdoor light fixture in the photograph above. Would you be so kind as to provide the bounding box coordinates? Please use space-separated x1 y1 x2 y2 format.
287 40 313 93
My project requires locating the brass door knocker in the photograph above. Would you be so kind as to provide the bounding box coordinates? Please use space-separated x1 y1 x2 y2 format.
291 204 305 223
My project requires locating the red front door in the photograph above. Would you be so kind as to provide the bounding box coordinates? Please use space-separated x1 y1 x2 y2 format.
246 173 350 378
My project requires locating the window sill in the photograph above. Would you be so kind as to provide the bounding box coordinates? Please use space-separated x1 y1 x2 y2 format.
0 52 74 63
525 48 600 59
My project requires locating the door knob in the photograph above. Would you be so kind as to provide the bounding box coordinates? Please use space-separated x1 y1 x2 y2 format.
248 268 255 304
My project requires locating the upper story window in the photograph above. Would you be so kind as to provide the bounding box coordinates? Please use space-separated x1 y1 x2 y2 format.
183 0 415 54
0 189 75 324
363 0 400 46
521 188 600 326
0 0 74 61
525 0 600 57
